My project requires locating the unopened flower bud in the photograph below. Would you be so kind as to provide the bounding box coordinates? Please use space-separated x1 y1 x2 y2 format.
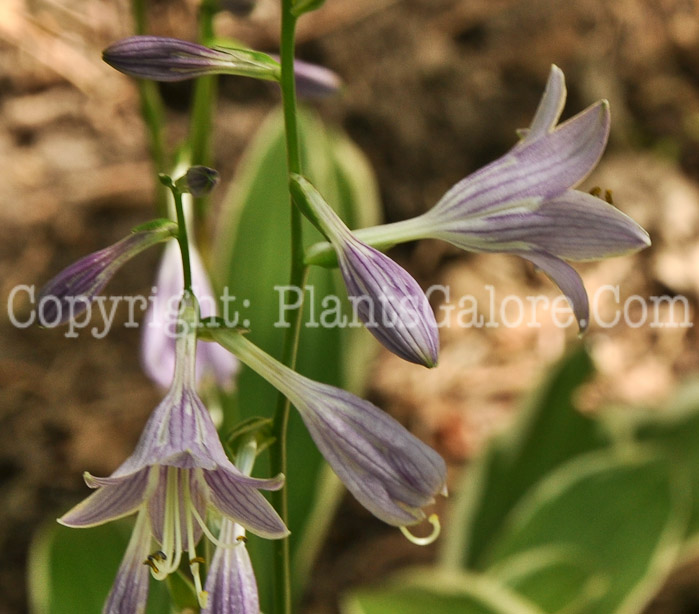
37 220 176 326
103 36 279 82
176 166 220 197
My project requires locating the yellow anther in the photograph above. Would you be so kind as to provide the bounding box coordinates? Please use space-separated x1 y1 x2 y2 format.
589 186 614 205
236 535 248 543
399 513 441 546
190 556 206 565
143 556 160 574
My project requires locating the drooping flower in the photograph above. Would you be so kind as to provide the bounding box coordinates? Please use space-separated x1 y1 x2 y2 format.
142 239 237 390
290 173 439 367
202 440 261 614
36 220 176 327
208 328 447 528
202 519 259 614
307 66 651 331
60 293 287 613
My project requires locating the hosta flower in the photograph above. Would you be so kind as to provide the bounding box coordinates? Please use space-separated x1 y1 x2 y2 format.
209 328 447 528
290 174 439 367
142 240 237 390
36 220 176 327
60 293 287 614
307 66 650 330
202 519 258 614
202 440 260 614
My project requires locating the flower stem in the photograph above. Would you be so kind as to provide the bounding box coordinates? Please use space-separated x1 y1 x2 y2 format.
190 1 217 222
131 0 168 216
171 186 193 292
272 3 304 613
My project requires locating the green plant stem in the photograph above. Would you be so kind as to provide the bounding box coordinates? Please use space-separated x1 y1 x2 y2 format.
190 2 218 222
172 187 193 291
131 0 168 216
271 4 305 614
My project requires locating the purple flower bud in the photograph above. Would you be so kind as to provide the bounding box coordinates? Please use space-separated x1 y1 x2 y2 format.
176 165 220 197
267 54 342 99
292 58 342 99
102 36 279 82
210 330 447 528
290 174 439 367
37 221 176 327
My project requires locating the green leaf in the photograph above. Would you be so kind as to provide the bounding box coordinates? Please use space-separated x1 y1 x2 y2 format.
491 545 606 614
485 450 687 614
342 569 545 614
212 105 381 608
633 378 699 553
28 520 170 614
441 346 608 569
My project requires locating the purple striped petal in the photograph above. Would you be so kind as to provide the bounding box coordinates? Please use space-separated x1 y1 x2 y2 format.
339 240 439 367
518 65 566 143
204 467 288 539
202 521 259 614
58 469 151 528
432 189 650 262
102 510 152 614
293 379 447 526
430 100 610 221
37 223 175 326
510 190 650 261
518 250 589 331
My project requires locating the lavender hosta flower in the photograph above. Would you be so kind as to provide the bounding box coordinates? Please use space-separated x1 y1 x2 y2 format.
290 174 439 367
208 329 447 528
60 293 287 613
202 440 260 614
103 36 280 82
37 220 176 327
202 520 259 614
142 239 237 390
308 66 650 331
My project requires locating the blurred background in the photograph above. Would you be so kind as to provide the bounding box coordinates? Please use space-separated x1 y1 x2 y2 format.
2 0 699 612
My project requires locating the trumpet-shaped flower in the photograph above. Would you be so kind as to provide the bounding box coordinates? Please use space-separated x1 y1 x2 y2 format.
208 328 447 528
202 519 259 614
202 440 260 614
307 66 650 330
290 174 439 367
36 220 176 327
60 293 287 613
142 240 237 390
